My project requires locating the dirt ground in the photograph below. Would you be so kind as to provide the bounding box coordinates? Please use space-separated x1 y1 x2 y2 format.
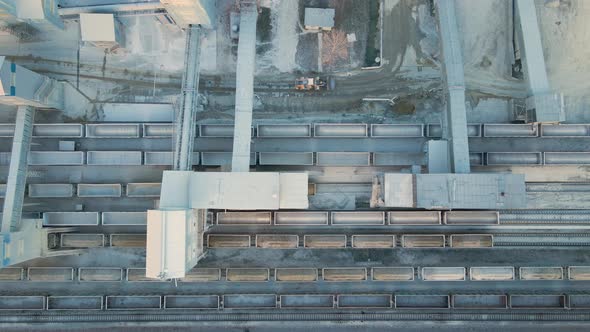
294 0 372 72
295 33 319 72
329 0 371 69
536 0 590 123
0 0 584 126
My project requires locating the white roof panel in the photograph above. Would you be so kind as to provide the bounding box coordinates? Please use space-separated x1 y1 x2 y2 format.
383 174 414 208
16 0 44 19
80 13 116 42
159 171 308 210
279 173 309 209
146 209 189 279
190 172 280 210
159 171 191 209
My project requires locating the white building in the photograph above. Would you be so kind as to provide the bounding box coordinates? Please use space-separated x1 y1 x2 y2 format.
304 7 335 31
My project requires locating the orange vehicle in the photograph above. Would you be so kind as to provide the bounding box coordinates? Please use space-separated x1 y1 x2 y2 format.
295 76 334 90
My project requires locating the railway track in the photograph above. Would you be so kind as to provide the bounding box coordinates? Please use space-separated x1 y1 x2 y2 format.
3 123 590 168
48 230 590 250
493 233 590 247
2 309 590 323
500 210 590 224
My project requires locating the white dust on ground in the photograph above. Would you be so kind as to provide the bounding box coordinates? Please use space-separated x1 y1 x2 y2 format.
397 4 439 71
0 16 188 76
536 0 590 123
199 30 218 72
537 0 590 96
125 16 186 73
268 0 299 72
400 5 420 68
0 20 80 61
467 98 511 123
454 0 525 122
455 0 527 105
388 3 436 72
455 0 513 82
393 3 440 81
383 0 401 14
417 4 439 63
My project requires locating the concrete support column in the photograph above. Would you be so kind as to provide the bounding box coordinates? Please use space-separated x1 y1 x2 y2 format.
2 105 35 233
231 2 258 172
436 0 470 173
516 0 550 93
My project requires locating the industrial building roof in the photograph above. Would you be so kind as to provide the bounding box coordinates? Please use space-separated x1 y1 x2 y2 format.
383 173 526 209
159 171 309 210
415 173 526 209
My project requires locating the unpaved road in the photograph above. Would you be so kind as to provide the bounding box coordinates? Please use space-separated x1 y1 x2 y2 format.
4 0 527 123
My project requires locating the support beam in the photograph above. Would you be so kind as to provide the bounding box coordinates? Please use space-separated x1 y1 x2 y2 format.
145 209 205 279
1 105 34 233
160 0 215 28
436 0 470 173
515 0 563 123
0 57 91 113
515 0 550 93
58 2 165 16
231 1 258 172
0 221 80 268
1 220 44 267
173 25 201 171
151 25 204 280
17 0 64 30
0 1 17 22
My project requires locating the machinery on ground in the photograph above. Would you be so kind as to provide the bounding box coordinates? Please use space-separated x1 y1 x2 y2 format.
295 76 335 91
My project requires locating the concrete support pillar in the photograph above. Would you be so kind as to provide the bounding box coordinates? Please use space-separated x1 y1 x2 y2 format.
436 0 470 173
2 105 34 233
231 2 258 172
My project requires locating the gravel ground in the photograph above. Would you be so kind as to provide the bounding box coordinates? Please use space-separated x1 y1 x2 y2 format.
295 32 318 72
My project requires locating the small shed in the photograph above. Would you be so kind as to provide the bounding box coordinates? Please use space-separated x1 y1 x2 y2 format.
80 13 121 49
16 0 45 19
304 7 335 31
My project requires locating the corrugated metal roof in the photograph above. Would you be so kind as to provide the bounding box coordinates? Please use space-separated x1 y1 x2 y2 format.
416 173 526 209
383 173 526 209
